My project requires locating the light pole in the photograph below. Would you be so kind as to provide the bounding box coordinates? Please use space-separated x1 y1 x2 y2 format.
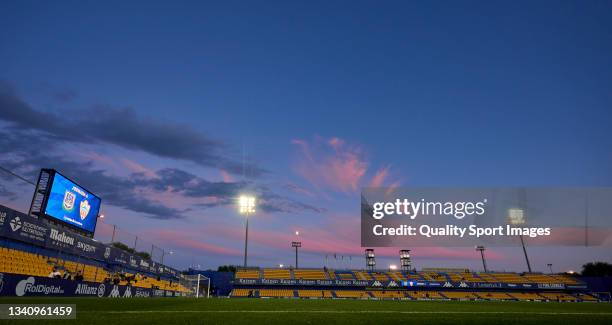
509 208 532 273
239 195 256 268
475 246 488 273
292 231 301 269
547 263 553 274
161 250 173 264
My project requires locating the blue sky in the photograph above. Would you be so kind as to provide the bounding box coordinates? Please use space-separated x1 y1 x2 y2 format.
1 0 611 271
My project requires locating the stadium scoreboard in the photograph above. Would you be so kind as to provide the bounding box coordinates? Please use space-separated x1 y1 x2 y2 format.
30 169 101 237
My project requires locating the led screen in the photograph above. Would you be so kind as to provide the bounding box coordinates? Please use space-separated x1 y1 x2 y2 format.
44 172 101 233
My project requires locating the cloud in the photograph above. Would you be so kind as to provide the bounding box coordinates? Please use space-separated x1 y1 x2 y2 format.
292 136 367 193
195 216 504 261
0 82 263 176
120 158 158 179
0 124 322 219
145 229 243 257
220 170 234 183
257 189 326 214
0 127 214 219
368 166 390 187
139 167 247 201
283 182 315 197
292 136 400 194
0 183 16 200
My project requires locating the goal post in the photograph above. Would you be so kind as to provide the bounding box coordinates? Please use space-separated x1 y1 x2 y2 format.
180 274 211 298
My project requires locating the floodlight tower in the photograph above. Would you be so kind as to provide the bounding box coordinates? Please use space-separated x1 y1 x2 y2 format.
399 249 411 272
475 246 488 273
292 231 301 269
508 208 532 273
365 249 375 271
239 195 256 268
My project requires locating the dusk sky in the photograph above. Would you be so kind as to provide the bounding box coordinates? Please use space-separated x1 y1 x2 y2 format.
1 1 611 272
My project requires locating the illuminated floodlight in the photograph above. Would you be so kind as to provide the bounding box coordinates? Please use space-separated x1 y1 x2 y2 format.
508 208 532 273
295 231 299 236
239 195 256 215
508 208 525 225
389 264 397 271
239 195 256 267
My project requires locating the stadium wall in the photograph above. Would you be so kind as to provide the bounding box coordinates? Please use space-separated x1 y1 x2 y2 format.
0 273 187 298
184 270 233 296
581 277 612 294
233 278 588 291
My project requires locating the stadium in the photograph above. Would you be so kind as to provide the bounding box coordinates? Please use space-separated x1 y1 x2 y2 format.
0 168 611 324
2 1 612 324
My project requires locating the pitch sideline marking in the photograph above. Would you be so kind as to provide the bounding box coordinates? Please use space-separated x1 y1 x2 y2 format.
99 310 612 315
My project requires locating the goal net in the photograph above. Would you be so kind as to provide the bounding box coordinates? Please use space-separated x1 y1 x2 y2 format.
180 274 210 298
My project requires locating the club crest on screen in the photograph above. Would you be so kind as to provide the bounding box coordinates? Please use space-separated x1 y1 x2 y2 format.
62 190 76 211
80 200 91 220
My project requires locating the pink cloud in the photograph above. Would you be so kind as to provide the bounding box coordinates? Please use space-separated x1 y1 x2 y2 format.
292 136 367 193
196 215 504 261
384 181 402 196
368 166 389 187
220 170 234 183
145 229 243 256
120 158 158 179
292 136 402 194
328 137 345 150
80 151 116 166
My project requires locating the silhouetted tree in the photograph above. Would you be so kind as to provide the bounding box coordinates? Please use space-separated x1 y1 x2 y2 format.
217 265 237 273
112 242 135 254
581 262 612 277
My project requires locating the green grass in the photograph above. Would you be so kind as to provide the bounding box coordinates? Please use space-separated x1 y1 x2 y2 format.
1 297 611 324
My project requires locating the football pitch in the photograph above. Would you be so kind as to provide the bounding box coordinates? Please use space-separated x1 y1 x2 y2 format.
1 297 612 325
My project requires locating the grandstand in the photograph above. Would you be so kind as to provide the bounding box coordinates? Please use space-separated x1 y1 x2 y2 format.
230 267 604 302
0 244 190 293
0 201 607 303
0 204 192 297
0 247 54 277
2 203 604 304
234 267 590 285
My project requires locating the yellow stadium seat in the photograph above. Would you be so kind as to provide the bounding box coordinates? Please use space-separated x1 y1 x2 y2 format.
293 269 327 280
334 290 370 299
258 289 294 297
